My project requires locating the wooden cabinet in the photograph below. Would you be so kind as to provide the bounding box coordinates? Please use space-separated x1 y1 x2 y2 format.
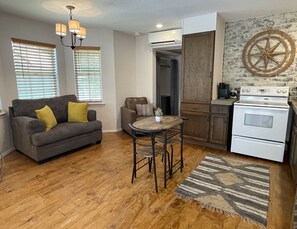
180 102 233 150
209 105 231 149
181 31 233 150
210 114 228 145
180 102 210 142
290 112 297 183
181 110 210 142
182 32 214 103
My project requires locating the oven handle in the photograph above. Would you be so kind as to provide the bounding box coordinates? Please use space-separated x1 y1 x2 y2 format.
234 105 289 112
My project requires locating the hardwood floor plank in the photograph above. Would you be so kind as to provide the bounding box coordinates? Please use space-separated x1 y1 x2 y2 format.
0 132 295 228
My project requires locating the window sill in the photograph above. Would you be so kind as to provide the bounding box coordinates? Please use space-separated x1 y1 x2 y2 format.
88 102 106 106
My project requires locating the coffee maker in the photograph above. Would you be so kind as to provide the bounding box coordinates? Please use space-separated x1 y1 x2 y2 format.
218 83 229 99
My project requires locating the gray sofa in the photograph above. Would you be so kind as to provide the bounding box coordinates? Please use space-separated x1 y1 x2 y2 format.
9 95 102 163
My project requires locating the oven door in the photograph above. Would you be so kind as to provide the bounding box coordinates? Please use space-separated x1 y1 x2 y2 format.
232 105 289 142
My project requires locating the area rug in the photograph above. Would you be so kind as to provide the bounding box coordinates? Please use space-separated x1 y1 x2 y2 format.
293 193 297 229
176 153 270 228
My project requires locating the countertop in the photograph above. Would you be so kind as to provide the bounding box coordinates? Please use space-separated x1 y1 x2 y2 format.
211 98 238 106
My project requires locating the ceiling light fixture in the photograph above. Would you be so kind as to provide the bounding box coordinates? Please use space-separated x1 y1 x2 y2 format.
156 24 163 28
55 5 86 50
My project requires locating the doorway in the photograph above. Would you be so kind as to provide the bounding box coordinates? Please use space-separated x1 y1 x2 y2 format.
156 50 181 115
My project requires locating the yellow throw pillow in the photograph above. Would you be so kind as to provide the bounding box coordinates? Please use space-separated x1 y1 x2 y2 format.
68 102 88 123
35 105 57 131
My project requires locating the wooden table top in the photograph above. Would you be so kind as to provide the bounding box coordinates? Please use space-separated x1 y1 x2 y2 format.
133 116 183 131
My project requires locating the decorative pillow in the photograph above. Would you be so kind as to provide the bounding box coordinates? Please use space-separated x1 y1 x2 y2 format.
136 103 154 116
35 105 57 131
68 102 88 123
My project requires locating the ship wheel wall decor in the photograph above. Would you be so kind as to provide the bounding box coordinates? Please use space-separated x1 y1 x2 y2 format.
242 29 296 77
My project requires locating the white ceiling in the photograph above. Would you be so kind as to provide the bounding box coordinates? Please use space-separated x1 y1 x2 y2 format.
0 0 297 34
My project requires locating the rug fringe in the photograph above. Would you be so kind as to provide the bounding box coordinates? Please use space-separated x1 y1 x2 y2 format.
176 193 266 229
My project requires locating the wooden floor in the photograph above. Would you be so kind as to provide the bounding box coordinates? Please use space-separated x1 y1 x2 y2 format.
0 132 295 229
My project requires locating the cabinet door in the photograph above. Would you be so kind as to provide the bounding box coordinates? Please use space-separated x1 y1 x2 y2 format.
182 32 214 103
181 111 209 142
209 114 228 145
290 126 297 183
290 127 296 168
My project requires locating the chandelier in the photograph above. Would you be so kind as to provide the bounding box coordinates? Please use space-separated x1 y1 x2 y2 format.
55 5 86 50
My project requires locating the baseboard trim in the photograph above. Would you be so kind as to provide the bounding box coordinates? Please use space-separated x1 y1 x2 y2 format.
1 147 14 157
102 129 120 133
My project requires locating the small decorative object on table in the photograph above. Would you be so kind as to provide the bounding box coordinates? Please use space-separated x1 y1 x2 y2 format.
155 107 163 122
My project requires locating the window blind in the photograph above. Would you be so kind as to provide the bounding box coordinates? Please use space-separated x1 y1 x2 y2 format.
74 47 102 102
11 38 59 99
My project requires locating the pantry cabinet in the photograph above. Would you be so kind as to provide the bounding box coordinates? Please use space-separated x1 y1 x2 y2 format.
181 31 214 142
180 30 235 150
182 32 214 104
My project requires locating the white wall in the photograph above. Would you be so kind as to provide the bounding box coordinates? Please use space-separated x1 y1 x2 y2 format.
114 31 136 130
0 11 137 145
135 35 155 103
212 14 225 99
0 12 67 155
64 28 118 132
0 12 67 111
182 13 217 35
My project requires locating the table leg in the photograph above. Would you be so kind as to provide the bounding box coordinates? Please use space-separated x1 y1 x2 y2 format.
163 131 167 189
180 123 184 172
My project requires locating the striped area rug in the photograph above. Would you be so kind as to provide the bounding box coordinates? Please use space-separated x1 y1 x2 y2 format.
293 193 297 229
176 153 270 228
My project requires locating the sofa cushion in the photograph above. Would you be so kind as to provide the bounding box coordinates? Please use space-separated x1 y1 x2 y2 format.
125 97 147 111
12 95 77 123
35 105 57 131
31 121 102 146
68 102 88 123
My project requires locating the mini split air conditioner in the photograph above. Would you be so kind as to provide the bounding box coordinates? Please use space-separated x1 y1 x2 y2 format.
148 29 182 47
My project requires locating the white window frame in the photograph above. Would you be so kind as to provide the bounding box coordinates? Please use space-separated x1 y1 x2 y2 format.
11 38 59 99
73 46 103 103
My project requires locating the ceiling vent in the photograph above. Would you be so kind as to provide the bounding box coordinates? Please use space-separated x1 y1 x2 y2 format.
148 29 182 47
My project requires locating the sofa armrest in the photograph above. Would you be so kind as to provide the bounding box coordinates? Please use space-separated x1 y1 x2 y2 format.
121 106 136 135
88 110 97 121
11 116 46 135
10 116 46 154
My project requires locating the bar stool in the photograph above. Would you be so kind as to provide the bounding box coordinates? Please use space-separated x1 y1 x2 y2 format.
156 117 187 177
129 124 171 193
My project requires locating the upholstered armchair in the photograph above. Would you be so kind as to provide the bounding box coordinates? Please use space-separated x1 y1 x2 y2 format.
121 97 154 135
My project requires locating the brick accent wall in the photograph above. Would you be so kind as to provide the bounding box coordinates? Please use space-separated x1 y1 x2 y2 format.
222 11 297 96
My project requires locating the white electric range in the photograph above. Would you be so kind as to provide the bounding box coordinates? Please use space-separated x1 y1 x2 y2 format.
231 86 290 162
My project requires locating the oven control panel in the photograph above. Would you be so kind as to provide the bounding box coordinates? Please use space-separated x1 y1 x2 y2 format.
240 86 289 97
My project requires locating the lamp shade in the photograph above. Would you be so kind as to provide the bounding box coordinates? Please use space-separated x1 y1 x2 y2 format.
77 27 86 39
69 19 80 33
56 23 67 37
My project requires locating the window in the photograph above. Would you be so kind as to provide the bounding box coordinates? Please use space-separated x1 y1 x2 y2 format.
74 47 103 102
11 38 59 99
